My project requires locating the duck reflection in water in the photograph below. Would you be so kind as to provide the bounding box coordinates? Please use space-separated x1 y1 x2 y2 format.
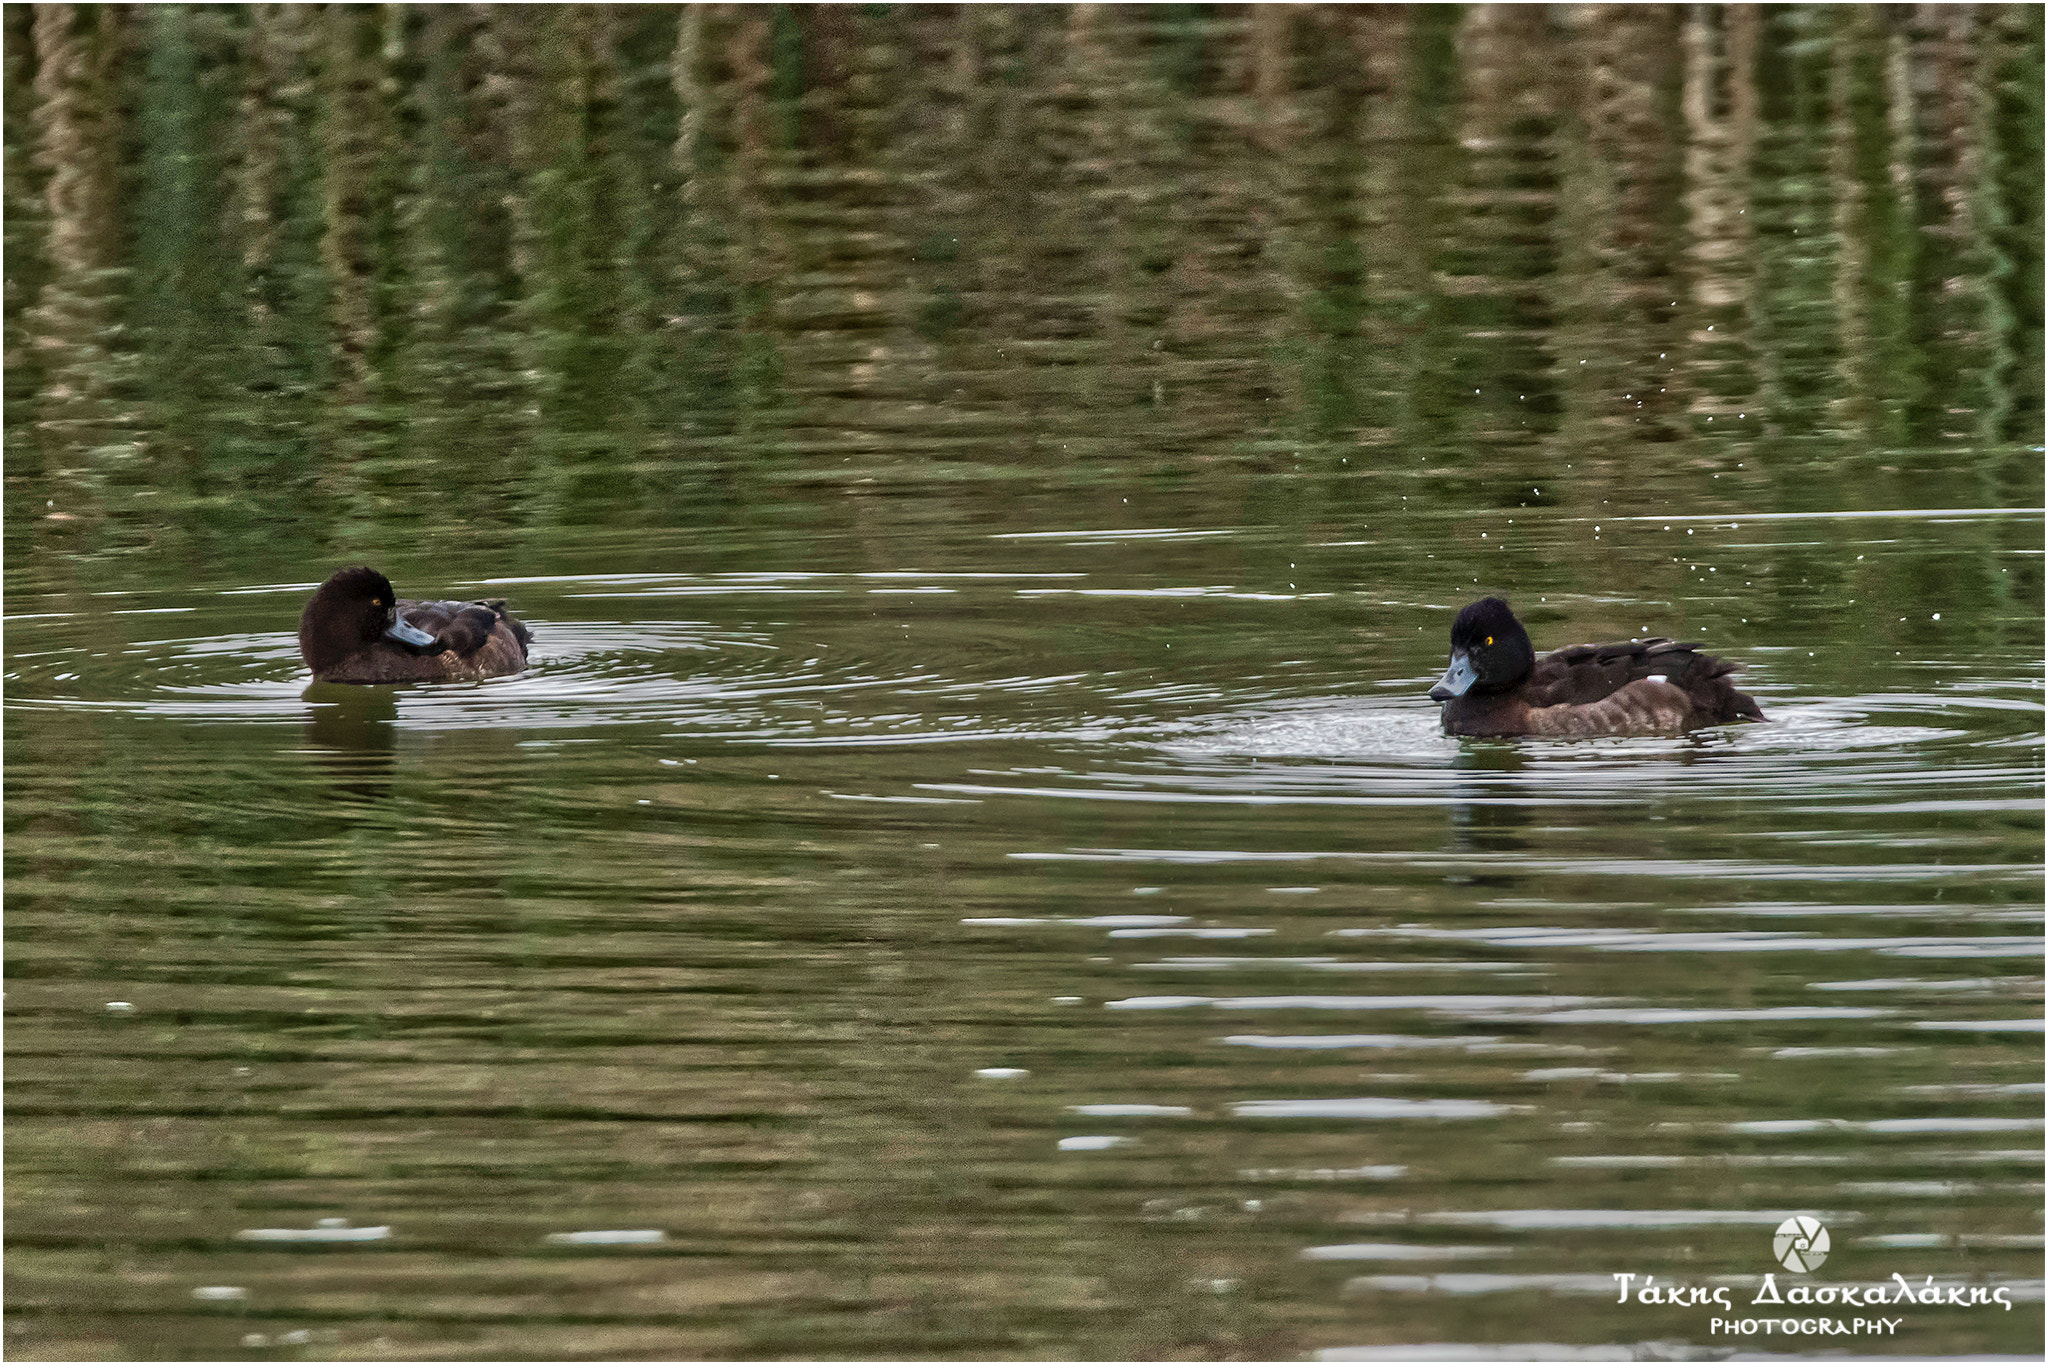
1442 742 1536 868
303 682 400 803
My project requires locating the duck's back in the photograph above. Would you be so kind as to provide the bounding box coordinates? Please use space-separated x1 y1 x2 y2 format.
402 599 532 655
1521 637 1762 733
398 598 530 677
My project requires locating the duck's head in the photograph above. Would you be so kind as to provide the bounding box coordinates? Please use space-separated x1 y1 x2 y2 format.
298 566 436 674
1429 596 1536 701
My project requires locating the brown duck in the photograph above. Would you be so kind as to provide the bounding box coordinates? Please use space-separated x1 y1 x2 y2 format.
1428 597 1763 737
299 566 532 684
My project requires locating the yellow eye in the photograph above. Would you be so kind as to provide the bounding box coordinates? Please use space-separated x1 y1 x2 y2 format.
1484 635 1493 646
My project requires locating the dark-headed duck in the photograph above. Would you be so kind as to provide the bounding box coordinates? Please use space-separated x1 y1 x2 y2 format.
1428 597 1762 737
299 566 532 684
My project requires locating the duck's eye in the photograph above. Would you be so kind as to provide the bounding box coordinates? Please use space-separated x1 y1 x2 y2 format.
1484 635 1493 646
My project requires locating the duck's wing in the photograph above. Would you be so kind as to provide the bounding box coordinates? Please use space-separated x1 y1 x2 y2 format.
1525 638 1681 706
398 600 514 659
1531 638 1761 724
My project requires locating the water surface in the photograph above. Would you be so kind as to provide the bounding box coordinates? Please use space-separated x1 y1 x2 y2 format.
6 5 2042 1360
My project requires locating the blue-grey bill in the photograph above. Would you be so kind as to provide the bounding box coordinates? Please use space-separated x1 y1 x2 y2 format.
385 615 437 648
1429 650 1475 702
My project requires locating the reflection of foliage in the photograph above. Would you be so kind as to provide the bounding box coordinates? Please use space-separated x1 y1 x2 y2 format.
5 5 2041 540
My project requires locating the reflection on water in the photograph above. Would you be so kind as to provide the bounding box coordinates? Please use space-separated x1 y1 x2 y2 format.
302 690 400 805
8 512 2040 1360
6 3 2044 1359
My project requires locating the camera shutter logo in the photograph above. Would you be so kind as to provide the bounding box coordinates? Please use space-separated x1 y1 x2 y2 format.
1773 1215 1830 1273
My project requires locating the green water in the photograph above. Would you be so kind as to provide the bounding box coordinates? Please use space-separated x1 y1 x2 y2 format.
6 6 2042 1361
